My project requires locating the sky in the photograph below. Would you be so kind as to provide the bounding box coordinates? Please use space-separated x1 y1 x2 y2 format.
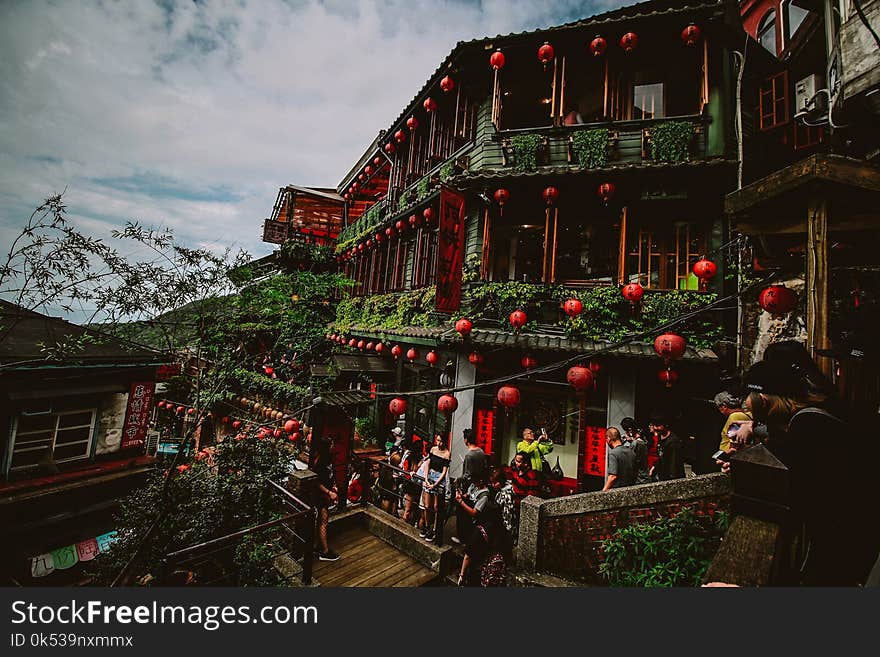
0 0 633 267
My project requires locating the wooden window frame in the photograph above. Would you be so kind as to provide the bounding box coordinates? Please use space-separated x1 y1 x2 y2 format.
11 409 96 473
793 121 823 150
759 70 789 131
624 219 707 290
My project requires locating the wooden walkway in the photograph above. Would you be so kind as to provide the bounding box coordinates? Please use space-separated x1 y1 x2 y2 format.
312 526 438 587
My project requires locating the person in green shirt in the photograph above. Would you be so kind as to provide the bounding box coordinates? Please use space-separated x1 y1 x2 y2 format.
515 427 553 474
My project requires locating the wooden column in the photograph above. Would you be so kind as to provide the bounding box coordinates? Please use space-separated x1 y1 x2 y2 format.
806 196 832 377
617 206 628 284
480 207 492 280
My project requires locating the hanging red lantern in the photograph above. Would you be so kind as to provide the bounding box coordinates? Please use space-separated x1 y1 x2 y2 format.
357 340 366 350
455 318 473 336
437 394 458 414
440 75 455 93
343 193 350 201
654 333 687 362
567 366 595 392
365 165 373 175
521 354 538 370
658 368 679 388
409 213 420 228
375 233 384 245
406 347 418 362
598 181 616 203
542 186 559 206
423 207 434 223
385 226 395 239
289 431 301 442
232 420 242 429
590 35 607 57
497 385 521 408
537 42 555 64
588 359 603 376
374 156 382 166
681 23 701 47
274 428 284 439
489 50 505 70
493 188 510 207
563 298 583 317
426 351 439 366
407 116 419 131
620 32 639 52
366 239 374 250
389 397 408 415
176 405 185 414
358 243 365 252
221 416 230 424
358 173 365 182
366 341 375 351
348 339 357 347
187 407 196 415
384 142 396 154
391 345 403 359
395 129 407 143
395 220 406 233
758 285 798 315
622 282 644 303
468 352 484 366
375 342 385 354
509 309 528 330
423 97 437 112
284 419 300 434
692 257 717 284
264 366 274 375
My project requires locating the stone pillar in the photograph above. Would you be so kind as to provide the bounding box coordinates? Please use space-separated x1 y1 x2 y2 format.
516 495 543 571
449 353 476 479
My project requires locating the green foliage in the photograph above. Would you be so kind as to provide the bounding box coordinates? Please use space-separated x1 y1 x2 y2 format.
335 202 387 252
598 508 726 587
571 128 609 168
354 417 378 445
228 369 312 407
650 120 694 163
511 134 543 172
416 174 432 200
333 286 439 332
279 240 333 267
468 282 559 330
462 253 482 284
439 160 456 182
234 534 287 587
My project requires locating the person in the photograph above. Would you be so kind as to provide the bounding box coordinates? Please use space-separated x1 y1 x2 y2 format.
563 107 584 125
516 427 553 475
310 435 340 562
509 451 540 505
714 391 752 454
454 470 492 541
421 434 450 543
602 427 636 490
461 427 488 486
400 449 423 525
489 467 518 544
385 426 404 455
649 412 684 481
377 452 401 517
621 417 651 484
458 506 508 587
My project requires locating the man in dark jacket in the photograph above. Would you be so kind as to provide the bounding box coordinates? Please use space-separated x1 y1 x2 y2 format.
649 412 684 481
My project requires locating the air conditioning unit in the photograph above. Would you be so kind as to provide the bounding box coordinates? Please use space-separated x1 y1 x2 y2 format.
145 430 160 457
795 74 825 114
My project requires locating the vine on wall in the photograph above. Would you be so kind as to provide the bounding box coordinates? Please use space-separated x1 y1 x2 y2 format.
571 128 609 168
649 120 694 163
511 134 543 172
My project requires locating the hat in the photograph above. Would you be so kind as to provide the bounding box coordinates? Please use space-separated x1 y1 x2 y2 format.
648 410 668 425
391 427 403 436
743 359 802 397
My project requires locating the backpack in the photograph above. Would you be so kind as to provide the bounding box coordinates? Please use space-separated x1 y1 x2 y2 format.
480 551 508 587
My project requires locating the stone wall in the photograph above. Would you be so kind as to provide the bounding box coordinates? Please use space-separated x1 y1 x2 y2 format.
517 473 731 584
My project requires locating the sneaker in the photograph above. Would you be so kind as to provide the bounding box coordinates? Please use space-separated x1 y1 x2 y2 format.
318 550 340 562
425 530 435 542
419 527 428 538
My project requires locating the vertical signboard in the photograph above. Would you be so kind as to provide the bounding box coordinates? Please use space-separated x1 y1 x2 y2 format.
475 408 494 456
121 381 155 450
435 186 466 312
583 425 607 478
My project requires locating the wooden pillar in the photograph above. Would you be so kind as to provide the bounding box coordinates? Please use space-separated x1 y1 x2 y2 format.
617 206 628 284
806 196 832 378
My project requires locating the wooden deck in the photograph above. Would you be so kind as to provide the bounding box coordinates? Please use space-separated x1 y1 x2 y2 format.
312 525 438 587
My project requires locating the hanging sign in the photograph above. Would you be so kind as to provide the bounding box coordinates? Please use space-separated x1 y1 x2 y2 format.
50 545 78 570
583 425 607 478
31 553 55 578
121 381 155 450
475 408 494 456
435 186 466 312
76 538 100 562
30 532 118 578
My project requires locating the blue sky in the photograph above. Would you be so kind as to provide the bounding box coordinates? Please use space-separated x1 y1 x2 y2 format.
0 0 631 269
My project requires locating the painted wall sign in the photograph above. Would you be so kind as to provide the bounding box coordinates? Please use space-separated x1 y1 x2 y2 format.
583 425 607 478
435 186 466 312
475 408 494 456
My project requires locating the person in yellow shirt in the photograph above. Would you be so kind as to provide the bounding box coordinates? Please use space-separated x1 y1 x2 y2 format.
516 427 553 474
714 391 751 453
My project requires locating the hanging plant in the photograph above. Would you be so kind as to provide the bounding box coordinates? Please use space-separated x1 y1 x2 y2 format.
571 128 609 168
649 120 694 163
511 134 543 172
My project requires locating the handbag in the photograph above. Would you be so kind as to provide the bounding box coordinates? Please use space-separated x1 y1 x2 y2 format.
550 456 564 481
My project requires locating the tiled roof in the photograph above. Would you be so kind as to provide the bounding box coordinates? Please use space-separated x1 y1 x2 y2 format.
333 354 395 373
319 390 375 407
335 324 451 340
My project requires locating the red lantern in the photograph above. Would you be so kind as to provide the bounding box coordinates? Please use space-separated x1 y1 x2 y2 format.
406 348 418 362
409 213 420 228
654 333 687 362
274 428 284 439
407 116 419 131
622 282 644 303
521 354 538 370
289 431 301 442
365 165 372 175
375 233 383 245
497 385 521 409
455 318 473 336
440 75 455 93
375 342 385 354
658 368 679 387
357 340 365 350
385 227 395 239
423 97 437 112
758 285 798 315
187 407 195 415
176 406 185 414
358 173 365 182
389 398 408 415
567 366 594 392
232 420 242 429
177 464 191 473
343 193 350 201
384 142 396 154
588 359 603 376
590 35 607 57
542 186 559 206
598 182 615 203
468 352 484 366
493 188 510 207
284 419 299 434
423 207 434 223
391 345 403 359
563 298 583 317
264 366 274 375
509 309 527 330
426 351 438 366
395 129 407 143
681 23 701 47
692 257 717 283
395 220 406 233
221 416 230 424
437 394 458 414
366 239 373 249
352 181 359 189
349 339 357 347
620 32 639 52
374 156 382 166
366 342 375 351
538 42 555 64
358 243 365 252
489 50 505 70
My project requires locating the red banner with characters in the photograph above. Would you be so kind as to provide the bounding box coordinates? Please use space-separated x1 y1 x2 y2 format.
475 408 494 456
121 381 155 450
435 186 466 312
583 425 606 478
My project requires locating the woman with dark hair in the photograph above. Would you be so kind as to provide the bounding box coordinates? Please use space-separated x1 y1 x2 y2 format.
310 435 340 562
420 434 450 543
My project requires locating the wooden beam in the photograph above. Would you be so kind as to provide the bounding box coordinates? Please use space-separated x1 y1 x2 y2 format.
617 206 627 284
806 196 832 378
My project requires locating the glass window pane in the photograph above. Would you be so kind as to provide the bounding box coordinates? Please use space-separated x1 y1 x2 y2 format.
786 2 809 39
633 83 664 119
54 443 90 461
758 10 777 55
59 411 92 428
55 426 91 446
17 414 55 433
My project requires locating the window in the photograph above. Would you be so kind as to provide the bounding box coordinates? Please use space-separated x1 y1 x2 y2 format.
633 83 665 120
625 220 707 290
498 46 555 130
412 228 438 288
784 1 810 42
388 239 409 291
794 121 823 149
759 71 789 130
554 214 618 283
11 409 96 472
758 10 777 56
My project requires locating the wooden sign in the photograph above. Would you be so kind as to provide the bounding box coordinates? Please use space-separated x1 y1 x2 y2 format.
435 187 466 312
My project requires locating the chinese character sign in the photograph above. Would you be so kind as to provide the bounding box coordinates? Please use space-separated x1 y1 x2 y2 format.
583 425 607 478
475 408 494 456
121 381 155 450
435 187 466 312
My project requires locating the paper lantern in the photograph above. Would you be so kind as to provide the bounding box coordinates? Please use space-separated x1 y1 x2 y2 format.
538 42 555 64
274 429 283 439
758 285 798 315
468 352 484 366
497 385 521 408
389 398 407 415
654 333 687 362
284 419 300 434
426 351 438 366
455 318 473 336
423 207 434 223
407 116 419 131
391 345 403 359
357 340 365 350
659 368 679 387
590 35 607 57
232 420 242 429
598 182 615 203
406 348 418 362
509 309 527 330
521 354 538 370
564 298 583 317
622 282 644 303
423 97 437 112
494 188 510 207
375 342 385 354
620 32 639 52
395 129 407 143
395 220 406 233
349 339 357 347
542 186 559 206
409 213 420 228
437 394 458 414
567 366 594 392
440 75 455 93
692 257 717 282
489 50 505 70
681 24 701 47
384 142 396 154
365 342 374 351
374 156 382 166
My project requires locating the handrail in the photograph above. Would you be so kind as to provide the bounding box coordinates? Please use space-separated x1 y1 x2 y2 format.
165 512 303 563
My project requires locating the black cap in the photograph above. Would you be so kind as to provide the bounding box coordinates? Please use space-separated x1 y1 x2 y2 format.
743 359 803 397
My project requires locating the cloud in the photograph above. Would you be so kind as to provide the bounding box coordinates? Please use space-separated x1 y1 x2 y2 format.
0 0 633 269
